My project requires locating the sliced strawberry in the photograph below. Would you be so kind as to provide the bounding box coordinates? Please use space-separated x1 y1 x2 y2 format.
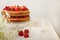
24 29 29 33
24 33 29 38
18 31 23 36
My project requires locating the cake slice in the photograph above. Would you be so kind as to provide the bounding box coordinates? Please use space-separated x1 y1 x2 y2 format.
1 6 30 22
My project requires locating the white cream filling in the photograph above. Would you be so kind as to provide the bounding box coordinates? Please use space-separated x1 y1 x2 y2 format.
5 11 10 18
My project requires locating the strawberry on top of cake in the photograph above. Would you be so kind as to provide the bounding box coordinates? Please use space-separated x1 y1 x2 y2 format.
3 6 28 11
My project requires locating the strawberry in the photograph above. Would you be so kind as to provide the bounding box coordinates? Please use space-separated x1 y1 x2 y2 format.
16 6 22 11
24 33 29 38
19 7 22 11
4 6 11 11
15 8 20 11
18 31 23 36
21 6 28 11
24 29 29 33
10 6 15 11
5 6 9 8
12 8 15 11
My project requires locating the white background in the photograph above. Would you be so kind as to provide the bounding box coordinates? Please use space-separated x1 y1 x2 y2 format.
0 0 60 38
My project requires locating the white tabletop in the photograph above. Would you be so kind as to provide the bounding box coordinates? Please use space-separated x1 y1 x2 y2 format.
0 17 59 40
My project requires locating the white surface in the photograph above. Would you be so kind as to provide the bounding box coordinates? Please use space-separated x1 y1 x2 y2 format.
0 18 59 40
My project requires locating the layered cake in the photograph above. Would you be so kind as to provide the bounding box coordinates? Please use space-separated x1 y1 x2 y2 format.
1 6 30 22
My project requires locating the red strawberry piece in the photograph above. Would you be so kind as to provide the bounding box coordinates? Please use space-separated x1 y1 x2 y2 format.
24 33 29 38
17 5 22 10
11 6 15 11
18 31 23 36
19 7 22 11
23 7 28 11
24 29 29 33
21 6 28 11
15 8 20 11
24 16 26 18
10 6 16 11
5 6 9 8
5 6 11 11
15 5 20 11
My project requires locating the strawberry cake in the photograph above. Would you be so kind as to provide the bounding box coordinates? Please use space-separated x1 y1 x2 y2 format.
1 5 30 22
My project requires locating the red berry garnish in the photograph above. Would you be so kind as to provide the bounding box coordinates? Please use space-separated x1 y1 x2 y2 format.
18 31 23 36
4 6 11 11
18 6 23 11
5 6 9 8
24 29 29 33
24 33 29 38
15 8 20 11
10 6 16 11
21 6 28 11
12 8 15 11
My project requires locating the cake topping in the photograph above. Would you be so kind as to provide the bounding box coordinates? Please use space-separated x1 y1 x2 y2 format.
3 6 28 11
21 6 28 11
3 6 11 11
